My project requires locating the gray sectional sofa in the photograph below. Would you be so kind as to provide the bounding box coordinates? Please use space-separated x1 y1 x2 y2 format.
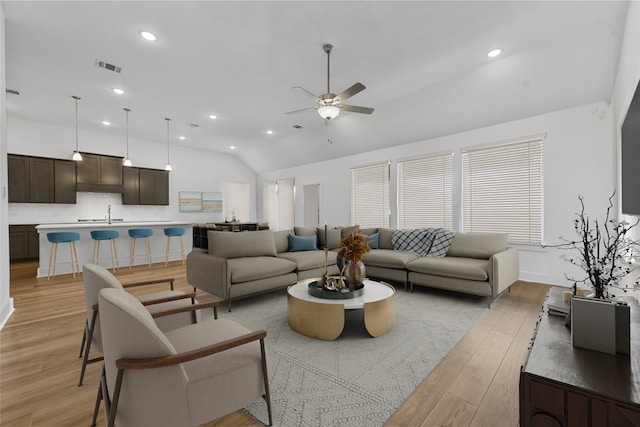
186 226 519 309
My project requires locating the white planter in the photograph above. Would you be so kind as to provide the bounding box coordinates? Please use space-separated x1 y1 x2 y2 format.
571 296 630 355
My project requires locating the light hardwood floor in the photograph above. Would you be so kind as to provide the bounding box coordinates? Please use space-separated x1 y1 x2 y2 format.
1 262 549 426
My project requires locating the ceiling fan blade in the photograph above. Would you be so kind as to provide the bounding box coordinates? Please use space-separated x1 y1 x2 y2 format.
340 104 375 114
285 106 317 115
292 86 319 99
335 82 366 103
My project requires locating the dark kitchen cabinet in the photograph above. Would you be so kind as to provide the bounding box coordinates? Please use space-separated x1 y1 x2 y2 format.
76 152 123 193
8 154 54 203
123 167 169 206
121 167 140 205
9 225 39 262
54 159 76 204
8 154 76 204
139 168 169 206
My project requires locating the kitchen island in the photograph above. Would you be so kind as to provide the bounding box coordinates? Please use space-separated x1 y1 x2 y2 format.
35 221 192 278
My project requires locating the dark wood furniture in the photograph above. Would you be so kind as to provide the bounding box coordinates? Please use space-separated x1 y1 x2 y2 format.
8 154 76 204
192 223 268 249
9 224 39 262
520 292 640 426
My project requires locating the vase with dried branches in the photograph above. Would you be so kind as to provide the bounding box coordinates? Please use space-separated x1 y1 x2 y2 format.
544 192 640 299
337 232 371 289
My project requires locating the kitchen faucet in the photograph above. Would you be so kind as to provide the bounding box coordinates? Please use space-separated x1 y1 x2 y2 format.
107 204 111 224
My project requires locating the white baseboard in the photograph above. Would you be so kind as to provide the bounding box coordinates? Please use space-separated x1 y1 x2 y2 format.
0 297 14 330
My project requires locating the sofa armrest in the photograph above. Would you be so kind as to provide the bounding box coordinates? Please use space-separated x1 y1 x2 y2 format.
489 247 519 296
186 251 229 300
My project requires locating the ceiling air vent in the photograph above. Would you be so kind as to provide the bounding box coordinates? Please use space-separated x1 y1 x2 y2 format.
293 125 303 129
95 59 122 73
188 123 200 128
6 88 20 95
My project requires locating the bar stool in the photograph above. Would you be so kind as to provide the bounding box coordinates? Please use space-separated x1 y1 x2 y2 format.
164 227 186 266
128 228 153 268
90 230 120 271
47 232 80 279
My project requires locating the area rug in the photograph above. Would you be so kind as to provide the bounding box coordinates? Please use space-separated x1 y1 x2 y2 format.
218 285 487 427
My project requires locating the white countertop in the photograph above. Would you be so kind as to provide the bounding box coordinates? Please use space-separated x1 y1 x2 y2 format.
36 221 192 231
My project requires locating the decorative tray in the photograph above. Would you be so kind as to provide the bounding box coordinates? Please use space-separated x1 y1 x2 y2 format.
308 280 365 299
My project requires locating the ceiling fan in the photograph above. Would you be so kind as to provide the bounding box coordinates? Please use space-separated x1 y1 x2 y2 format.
286 44 374 121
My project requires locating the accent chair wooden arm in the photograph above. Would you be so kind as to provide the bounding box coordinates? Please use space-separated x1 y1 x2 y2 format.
116 329 267 370
122 277 175 290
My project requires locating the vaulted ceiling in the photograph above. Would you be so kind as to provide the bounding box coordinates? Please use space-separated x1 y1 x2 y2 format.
4 1 628 173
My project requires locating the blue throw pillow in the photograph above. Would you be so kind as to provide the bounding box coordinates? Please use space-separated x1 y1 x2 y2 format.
365 232 380 249
288 234 318 252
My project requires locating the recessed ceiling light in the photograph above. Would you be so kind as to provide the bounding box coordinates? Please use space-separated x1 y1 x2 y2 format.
112 88 124 95
139 30 157 41
230 146 236 150
487 48 502 58
179 136 186 140
266 130 273 135
208 114 217 120
101 121 111 126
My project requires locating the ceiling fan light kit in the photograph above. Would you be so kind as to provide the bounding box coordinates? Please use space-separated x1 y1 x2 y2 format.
287 43 374 121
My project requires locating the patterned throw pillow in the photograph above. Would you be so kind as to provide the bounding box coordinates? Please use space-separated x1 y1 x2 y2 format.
392 228 437 257
428 229 457 257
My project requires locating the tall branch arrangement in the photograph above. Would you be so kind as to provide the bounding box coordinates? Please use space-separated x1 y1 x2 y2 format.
545 192 640 299
337 232 371 263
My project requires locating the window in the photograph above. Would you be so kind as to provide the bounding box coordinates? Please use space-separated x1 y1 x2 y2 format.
350 162 390 228
263 177 295 231
224 181 250 222
398 153 453 229
462 139 543 244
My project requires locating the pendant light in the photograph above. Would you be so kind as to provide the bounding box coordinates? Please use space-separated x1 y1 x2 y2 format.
71 96 82 161
122 108 132 166
164 117 172 171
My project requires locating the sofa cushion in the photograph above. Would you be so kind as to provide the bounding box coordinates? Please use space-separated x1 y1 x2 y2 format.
378 228 394 249
447 232 508 259
362 249 418 269
392 228 437 257
288 234 318 252
316 226 342 249
360 227 379 236
278 250 338 271
407 257 488 281
366 233 380 249
208 230 277 259
273 230 293 253
341 225 360 239
294 226 316 236
228 256 297 283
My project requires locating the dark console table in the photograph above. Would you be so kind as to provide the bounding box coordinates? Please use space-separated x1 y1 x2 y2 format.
520 292 640 426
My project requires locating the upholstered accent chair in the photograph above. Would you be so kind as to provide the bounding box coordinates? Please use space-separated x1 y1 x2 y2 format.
96 288 272 427
78 263 217 386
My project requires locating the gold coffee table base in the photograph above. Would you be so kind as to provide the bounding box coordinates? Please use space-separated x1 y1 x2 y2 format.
287 280 395 341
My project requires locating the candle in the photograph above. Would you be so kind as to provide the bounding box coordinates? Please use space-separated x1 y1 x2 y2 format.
324 222 328 249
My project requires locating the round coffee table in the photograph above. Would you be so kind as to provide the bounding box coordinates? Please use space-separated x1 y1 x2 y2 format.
287 278 395 340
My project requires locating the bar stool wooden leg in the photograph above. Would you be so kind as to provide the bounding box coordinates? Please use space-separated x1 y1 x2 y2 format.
165 236 171 266
92 240 99 265
129 238 135 269
69 241 77 278
179 235 185 265
145 237 152 267
71 241 79 276
48 242 57 280
110 239 119 271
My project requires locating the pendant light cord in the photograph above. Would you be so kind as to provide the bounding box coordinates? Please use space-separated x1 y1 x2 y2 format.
124 108 130 158
165 118 171 165
73 96 80 151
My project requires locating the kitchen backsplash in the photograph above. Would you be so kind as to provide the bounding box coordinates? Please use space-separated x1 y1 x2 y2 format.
8 192 169 225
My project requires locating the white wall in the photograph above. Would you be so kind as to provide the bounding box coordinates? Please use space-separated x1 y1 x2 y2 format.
0 5 14 328
7 117 257 225
258 101 616 287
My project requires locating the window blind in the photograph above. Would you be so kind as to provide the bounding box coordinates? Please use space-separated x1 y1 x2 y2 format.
398 153 453 229
224 181 250 222
263 177 295 231
462 139 543 244
350 162 390 228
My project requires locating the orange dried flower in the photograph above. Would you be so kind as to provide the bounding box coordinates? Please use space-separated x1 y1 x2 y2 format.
337 232 371 263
